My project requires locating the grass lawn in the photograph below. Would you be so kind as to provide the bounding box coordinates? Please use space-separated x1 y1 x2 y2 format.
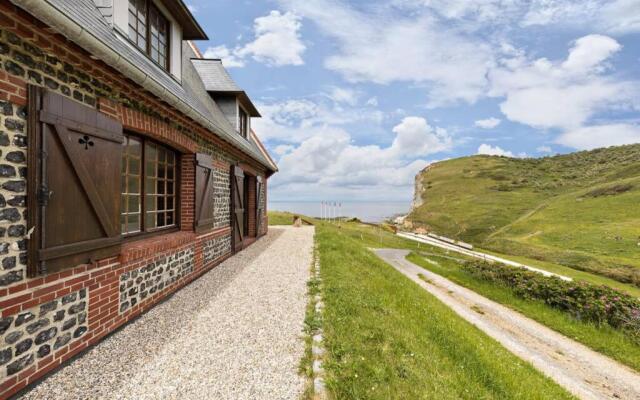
268 210 296 225
316 221 574 399
406 252 640 372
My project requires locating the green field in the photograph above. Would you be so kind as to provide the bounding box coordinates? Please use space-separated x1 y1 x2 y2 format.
408 144 640 285
267 210 296 225
314 220 573 399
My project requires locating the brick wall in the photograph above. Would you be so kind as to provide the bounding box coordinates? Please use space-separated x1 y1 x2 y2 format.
0 3 267 397
247 176 257 238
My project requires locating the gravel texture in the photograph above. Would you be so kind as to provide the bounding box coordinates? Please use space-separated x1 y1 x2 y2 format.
20 226 314 400
376 248 640 400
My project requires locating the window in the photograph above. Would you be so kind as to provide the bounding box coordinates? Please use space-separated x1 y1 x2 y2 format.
239 107 248 138
121 134 178 235
128 0 147 50
128 0 170 70
121 135 142 234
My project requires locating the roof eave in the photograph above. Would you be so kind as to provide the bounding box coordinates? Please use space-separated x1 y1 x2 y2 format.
159 0 208 40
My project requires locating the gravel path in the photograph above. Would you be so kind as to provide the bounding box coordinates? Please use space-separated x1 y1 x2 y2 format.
20 226 314 400
375 248 640 400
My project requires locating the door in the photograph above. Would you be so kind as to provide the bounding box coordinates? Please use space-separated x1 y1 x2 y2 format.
256 176 264 237
231 165 245 253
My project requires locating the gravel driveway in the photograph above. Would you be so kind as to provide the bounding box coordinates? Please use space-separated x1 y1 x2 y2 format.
376 248 640 400
20 226 314 400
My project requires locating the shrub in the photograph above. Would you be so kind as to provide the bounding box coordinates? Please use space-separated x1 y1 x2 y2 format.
462 262 640 343
584 184 633 198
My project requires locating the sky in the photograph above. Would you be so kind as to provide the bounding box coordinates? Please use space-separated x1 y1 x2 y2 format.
185 0 640 202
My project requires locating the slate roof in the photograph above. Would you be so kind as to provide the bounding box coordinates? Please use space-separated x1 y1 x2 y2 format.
19 0 276 172
192 59 242 92
191 59 261 117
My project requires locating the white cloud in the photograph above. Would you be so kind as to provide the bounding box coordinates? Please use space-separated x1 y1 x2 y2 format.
474 117 501 129
477 143 515 157
397 0 640 35
202 45 245 68
186 4 197 13
270 118 445 199
561 35 621 74
252 97 385 143
390 117 452 157
261 94 451 200
489 34 637 130
536 145 553 153
202 11 305 68
236 11 306 66
278 0 493 106
274 144 295 156
366 97 379 107
556 124 640 150
327 87 358 105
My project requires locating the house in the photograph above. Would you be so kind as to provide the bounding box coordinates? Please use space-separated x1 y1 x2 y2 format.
0 0 277 397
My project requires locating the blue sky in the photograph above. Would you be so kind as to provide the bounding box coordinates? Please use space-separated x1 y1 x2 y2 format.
186 0 640 201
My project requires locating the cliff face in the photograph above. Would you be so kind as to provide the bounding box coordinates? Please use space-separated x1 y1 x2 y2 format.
411 165 431 211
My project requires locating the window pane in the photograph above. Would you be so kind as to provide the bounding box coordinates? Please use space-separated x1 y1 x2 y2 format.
127 177 140 194
146 197 156 212
146 213 156 229
158 164 165 179
128 195 140 212
127 215 140 233
146 177 155 191
127 0 147 49
129 158 140 175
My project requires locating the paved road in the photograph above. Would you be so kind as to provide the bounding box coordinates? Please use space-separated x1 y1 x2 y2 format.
22 227 314 400
375 248 640 400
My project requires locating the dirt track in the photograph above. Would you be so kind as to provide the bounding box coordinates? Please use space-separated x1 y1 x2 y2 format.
375 248 640 400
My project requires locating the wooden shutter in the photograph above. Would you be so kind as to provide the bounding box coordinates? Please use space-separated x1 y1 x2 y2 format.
27 86 123 276
256 176 264 237
231 165 245 253
195 153 215 233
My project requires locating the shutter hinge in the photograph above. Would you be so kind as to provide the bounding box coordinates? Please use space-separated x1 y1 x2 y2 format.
37 184 53 206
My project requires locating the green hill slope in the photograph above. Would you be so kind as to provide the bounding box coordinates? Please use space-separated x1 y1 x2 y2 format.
407 144 640 285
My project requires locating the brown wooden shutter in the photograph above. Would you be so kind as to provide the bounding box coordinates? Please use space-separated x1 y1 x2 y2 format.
256 176 264 237
27 86 123 276
231 165 245 252
195 153 215 233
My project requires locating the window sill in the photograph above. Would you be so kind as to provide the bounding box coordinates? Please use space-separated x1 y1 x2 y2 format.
120 230 196 264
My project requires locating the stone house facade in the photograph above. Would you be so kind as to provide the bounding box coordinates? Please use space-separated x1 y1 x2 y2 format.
0 0 277 397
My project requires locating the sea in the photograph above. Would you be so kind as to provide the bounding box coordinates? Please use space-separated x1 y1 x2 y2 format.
268 201 411 223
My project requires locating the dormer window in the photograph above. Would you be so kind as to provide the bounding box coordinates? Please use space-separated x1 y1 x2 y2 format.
239 107 249 138
128 0 169 70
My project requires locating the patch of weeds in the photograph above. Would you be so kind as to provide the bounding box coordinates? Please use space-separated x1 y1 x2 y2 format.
471 305 485 315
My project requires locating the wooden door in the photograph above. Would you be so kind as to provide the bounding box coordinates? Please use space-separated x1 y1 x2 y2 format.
195 153 214 233
256 176 264 237
231 165 245 253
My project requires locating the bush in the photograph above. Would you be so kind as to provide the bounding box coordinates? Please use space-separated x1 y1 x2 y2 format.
462 262 640 343
584 184 633 198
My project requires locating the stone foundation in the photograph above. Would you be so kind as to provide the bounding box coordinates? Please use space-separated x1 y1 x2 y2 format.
0 288 88 380
119 247 195 313
203 234 231 266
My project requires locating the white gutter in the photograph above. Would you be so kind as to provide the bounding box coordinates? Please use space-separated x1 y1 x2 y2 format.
10 0 274 171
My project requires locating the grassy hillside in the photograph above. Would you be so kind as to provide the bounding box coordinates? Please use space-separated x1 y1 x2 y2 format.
407 144 640 285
